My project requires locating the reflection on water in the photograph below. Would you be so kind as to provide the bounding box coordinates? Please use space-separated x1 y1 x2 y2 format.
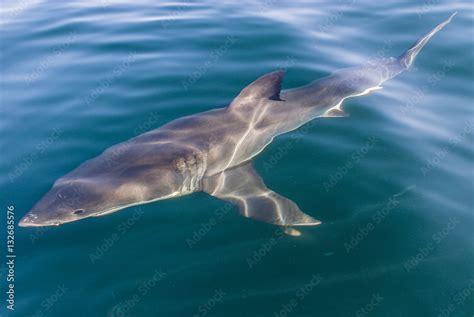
0 0 472 316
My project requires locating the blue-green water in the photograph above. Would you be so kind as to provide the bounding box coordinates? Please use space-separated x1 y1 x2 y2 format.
1 1 473 316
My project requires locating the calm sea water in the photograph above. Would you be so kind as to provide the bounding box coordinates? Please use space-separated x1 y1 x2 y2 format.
1 1 473 316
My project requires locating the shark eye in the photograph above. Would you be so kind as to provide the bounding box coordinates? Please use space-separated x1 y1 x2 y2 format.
73 209 84 215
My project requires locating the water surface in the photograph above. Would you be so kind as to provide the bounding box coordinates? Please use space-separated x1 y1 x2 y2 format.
1 1 473 316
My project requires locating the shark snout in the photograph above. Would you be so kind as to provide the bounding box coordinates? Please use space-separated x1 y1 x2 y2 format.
18 211 62 227
18 213 37 227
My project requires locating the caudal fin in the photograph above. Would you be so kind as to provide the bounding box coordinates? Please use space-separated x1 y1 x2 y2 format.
398 12 456 69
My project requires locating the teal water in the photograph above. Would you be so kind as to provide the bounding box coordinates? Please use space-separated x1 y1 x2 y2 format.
1 1 473 316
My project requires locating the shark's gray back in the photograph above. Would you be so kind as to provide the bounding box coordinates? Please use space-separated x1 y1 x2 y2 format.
59 12 456 195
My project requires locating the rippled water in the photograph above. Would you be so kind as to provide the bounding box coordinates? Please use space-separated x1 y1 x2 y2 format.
1 1 473 316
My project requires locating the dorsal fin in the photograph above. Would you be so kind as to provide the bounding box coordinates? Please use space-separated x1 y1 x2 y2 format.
230 71 285 108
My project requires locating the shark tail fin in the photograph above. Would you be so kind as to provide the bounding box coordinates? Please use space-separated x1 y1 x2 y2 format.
398 12 456 69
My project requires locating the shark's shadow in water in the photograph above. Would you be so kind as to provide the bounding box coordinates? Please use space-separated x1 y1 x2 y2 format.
19 14 456 236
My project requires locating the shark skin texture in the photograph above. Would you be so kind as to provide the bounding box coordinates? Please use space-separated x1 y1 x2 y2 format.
19 14 456 236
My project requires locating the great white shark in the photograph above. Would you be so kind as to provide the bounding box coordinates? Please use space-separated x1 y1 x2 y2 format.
19 14 455 235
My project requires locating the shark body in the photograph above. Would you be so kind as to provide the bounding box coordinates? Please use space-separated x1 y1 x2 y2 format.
19 14 455 232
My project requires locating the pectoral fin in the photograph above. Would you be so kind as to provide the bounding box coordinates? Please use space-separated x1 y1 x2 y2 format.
202 162 321 227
